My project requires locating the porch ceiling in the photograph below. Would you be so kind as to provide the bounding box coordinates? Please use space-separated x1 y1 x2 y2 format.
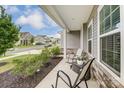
40 5 94 31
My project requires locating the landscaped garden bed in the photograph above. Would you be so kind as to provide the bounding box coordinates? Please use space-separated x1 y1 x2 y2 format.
0 46 62 88
0 57 62 88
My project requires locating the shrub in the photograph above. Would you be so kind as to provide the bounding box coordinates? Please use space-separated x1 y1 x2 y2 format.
40 48 51 64
51 46 60 56
12 55 43 77
12 48 53 77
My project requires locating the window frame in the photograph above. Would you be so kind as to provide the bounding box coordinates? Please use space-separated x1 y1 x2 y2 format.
99 5 120 75
100 5 120 34
100 32 120 76
97 5 123 83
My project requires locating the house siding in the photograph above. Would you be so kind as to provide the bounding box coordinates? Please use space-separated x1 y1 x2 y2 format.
92 13 98 58
88 5 124 87
61 30 80 50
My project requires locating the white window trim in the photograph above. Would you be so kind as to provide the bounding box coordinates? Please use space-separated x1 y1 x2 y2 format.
99 29 120 38
87 19 93 55
120 5 124 83
97 5 124 85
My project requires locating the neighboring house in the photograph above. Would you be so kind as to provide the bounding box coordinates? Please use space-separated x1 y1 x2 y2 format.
41 5 124 87
49 37 60 45
19 32 33 46
34 35 60 46
34 35 51 45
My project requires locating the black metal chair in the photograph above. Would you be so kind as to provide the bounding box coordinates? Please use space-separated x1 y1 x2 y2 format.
51 58 95 88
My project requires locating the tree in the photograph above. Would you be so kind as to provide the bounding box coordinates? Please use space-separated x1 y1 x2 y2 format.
0 6 20 56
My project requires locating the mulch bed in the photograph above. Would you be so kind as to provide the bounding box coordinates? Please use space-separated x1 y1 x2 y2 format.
0 57 62 88
0 62 8 67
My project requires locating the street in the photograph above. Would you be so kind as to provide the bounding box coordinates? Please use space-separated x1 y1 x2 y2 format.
6 45 44 56
0 45 43 61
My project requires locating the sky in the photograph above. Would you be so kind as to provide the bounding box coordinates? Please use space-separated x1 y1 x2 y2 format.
3 5 62 38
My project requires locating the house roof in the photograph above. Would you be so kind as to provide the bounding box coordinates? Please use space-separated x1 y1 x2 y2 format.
20 32 33 40
34 35 52 43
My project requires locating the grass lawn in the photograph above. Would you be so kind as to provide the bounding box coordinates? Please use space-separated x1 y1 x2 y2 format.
0 54 38 74
0 55 10 58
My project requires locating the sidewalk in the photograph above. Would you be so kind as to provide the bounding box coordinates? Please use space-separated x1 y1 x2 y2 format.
0 49 41 61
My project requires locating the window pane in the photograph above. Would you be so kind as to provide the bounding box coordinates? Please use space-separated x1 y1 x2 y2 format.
88 40 92 53
100 22 105 34
107 51 113 66
111 5 119 11
101 37 107 63
114 33 120 72
114 33 120 53
112 7 120 30
100 5 120 35
105 16 111 32
104 5 110 17
100 32 120 74
114 53 120 72
88 25 92 39
107 35 113 51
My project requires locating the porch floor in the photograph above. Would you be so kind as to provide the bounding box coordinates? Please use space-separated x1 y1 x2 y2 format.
36 59 99 88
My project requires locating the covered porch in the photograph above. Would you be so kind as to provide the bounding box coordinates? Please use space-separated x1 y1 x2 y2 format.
36 59 99 88
41 5 94 59
38 5 124 88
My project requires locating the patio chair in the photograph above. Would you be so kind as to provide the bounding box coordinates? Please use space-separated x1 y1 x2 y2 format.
51 58 95 88
67 48 83 63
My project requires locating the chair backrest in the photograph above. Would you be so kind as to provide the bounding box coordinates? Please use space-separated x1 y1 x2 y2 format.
76 48 83 57
73 58 95 87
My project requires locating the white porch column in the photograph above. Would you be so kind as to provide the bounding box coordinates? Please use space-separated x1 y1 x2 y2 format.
80 25 83 49
120 5 124 83
63 29 67 59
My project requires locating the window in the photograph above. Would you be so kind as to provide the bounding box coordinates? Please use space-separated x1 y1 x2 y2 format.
88 40 92 53
100 5 120 34
88 24 92 54
100 5 120 75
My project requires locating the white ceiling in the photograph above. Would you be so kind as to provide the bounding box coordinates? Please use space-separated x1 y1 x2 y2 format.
54 5 93 30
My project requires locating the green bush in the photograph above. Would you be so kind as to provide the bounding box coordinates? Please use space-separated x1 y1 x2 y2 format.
12 55 43 77
40 48 51 64
51 46 60 56
12 48 52 77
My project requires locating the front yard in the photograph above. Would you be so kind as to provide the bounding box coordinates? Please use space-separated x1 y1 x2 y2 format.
0 54 37 74
0 46 62 88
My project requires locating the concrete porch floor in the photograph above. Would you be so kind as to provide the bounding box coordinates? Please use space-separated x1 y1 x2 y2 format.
36 59 99 88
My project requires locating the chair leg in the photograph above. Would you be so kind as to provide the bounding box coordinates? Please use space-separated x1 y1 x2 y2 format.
52 70 72 88
85 80 88 88
55 74 59 88
77 86 80 88
51 84 54 88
